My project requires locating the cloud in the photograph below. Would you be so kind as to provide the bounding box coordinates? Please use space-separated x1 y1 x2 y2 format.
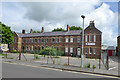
2 1 118 46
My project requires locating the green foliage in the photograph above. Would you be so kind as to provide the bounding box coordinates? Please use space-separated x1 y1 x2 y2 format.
1 22 13 45
52 28 65 32
87 63 91 68
71 53 76 57
0 54 7 56
56 51 64 56
39 47 57 56
12 48 17 53
92 65 96 69
33 31 40 33
70 26 82 30
52 26 82 32
35 55 40 59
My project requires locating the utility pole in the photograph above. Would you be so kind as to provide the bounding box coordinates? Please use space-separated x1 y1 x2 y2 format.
81 15 85 68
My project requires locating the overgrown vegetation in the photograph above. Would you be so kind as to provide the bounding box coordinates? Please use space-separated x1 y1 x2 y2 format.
1 22 13 45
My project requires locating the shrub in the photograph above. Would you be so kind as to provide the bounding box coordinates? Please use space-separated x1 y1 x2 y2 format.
92 65 96 72
87 63 91 68
12 48 17 53
35 55 40 59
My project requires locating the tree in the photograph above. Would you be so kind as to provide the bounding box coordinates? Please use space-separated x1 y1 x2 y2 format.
52 28 65 32
52 26 82 32
33 31 40 33
1 22 13 45
70 26 82 30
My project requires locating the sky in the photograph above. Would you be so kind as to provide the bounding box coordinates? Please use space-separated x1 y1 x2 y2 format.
1 0 119 46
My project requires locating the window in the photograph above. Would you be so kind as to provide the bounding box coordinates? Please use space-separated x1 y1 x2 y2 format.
31 39 33 43
22 39 24 43
26 39 27 43
65 47 68 53
46 39 48 43
85 48 87 54
89 35 92 42
70 47 73 53
66 38 68 42
42 39 44 43
94 35 96 42
29 47 30 51
31 46 33 51
35 39 37 43
52 38 55 42
29 39 30 43
70 38 73 42
59 38 62 42
89 47 92 54
93 48 96 54
77 38 80 43
56 38 57 42
38 39 40 43
85 35 88 42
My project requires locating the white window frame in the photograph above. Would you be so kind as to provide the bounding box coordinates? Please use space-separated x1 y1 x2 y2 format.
70 37 73 42
65 47 68 53
77 38 80 43
85 48 87 54
93 48 96 54
85 35 88 42
66 38 68 42
56 38 57 43
89 47 92 54
94 35 96 42
70 47 73 53
89 35 92 42
59 38 62 42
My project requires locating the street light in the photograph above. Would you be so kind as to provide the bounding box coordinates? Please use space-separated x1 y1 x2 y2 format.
81 15 85 68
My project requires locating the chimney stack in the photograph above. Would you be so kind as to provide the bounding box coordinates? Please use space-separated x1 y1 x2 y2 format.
41 27 44 33
89 21 95 27
22 29 25 34
67 24 70 31
30 29 33 33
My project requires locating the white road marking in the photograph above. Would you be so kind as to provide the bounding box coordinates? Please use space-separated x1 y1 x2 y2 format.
3 62 119 79
108 67 117 70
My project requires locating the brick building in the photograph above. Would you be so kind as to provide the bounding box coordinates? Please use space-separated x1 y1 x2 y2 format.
10 21 102 58
116 36 120 56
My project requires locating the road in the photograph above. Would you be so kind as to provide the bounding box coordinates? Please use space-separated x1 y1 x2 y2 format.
2 62 111 78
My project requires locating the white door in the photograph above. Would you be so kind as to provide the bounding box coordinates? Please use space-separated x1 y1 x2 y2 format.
77 48 81 56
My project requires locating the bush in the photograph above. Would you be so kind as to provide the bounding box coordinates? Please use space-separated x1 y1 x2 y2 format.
57 51 64 56
35 55 40 59
71 53 76 57
12 48 17 53
92 65 96 69
92 65 96 72
87 63 91 68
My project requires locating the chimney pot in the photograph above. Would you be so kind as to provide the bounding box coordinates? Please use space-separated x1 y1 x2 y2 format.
67 24 70 31
30 29 33 33
90 21 95 27
22 29 25 34
41 27 44 33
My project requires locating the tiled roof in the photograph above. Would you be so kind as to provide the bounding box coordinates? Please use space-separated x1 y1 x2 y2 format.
16 30 82 38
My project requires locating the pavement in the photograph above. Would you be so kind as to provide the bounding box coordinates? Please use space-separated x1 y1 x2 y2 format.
1 53 120 78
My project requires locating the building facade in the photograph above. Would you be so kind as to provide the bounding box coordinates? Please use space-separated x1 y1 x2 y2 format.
10 21 102 58
116 36 120 56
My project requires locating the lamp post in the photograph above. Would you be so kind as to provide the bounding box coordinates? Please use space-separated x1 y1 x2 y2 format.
81 15 85 68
